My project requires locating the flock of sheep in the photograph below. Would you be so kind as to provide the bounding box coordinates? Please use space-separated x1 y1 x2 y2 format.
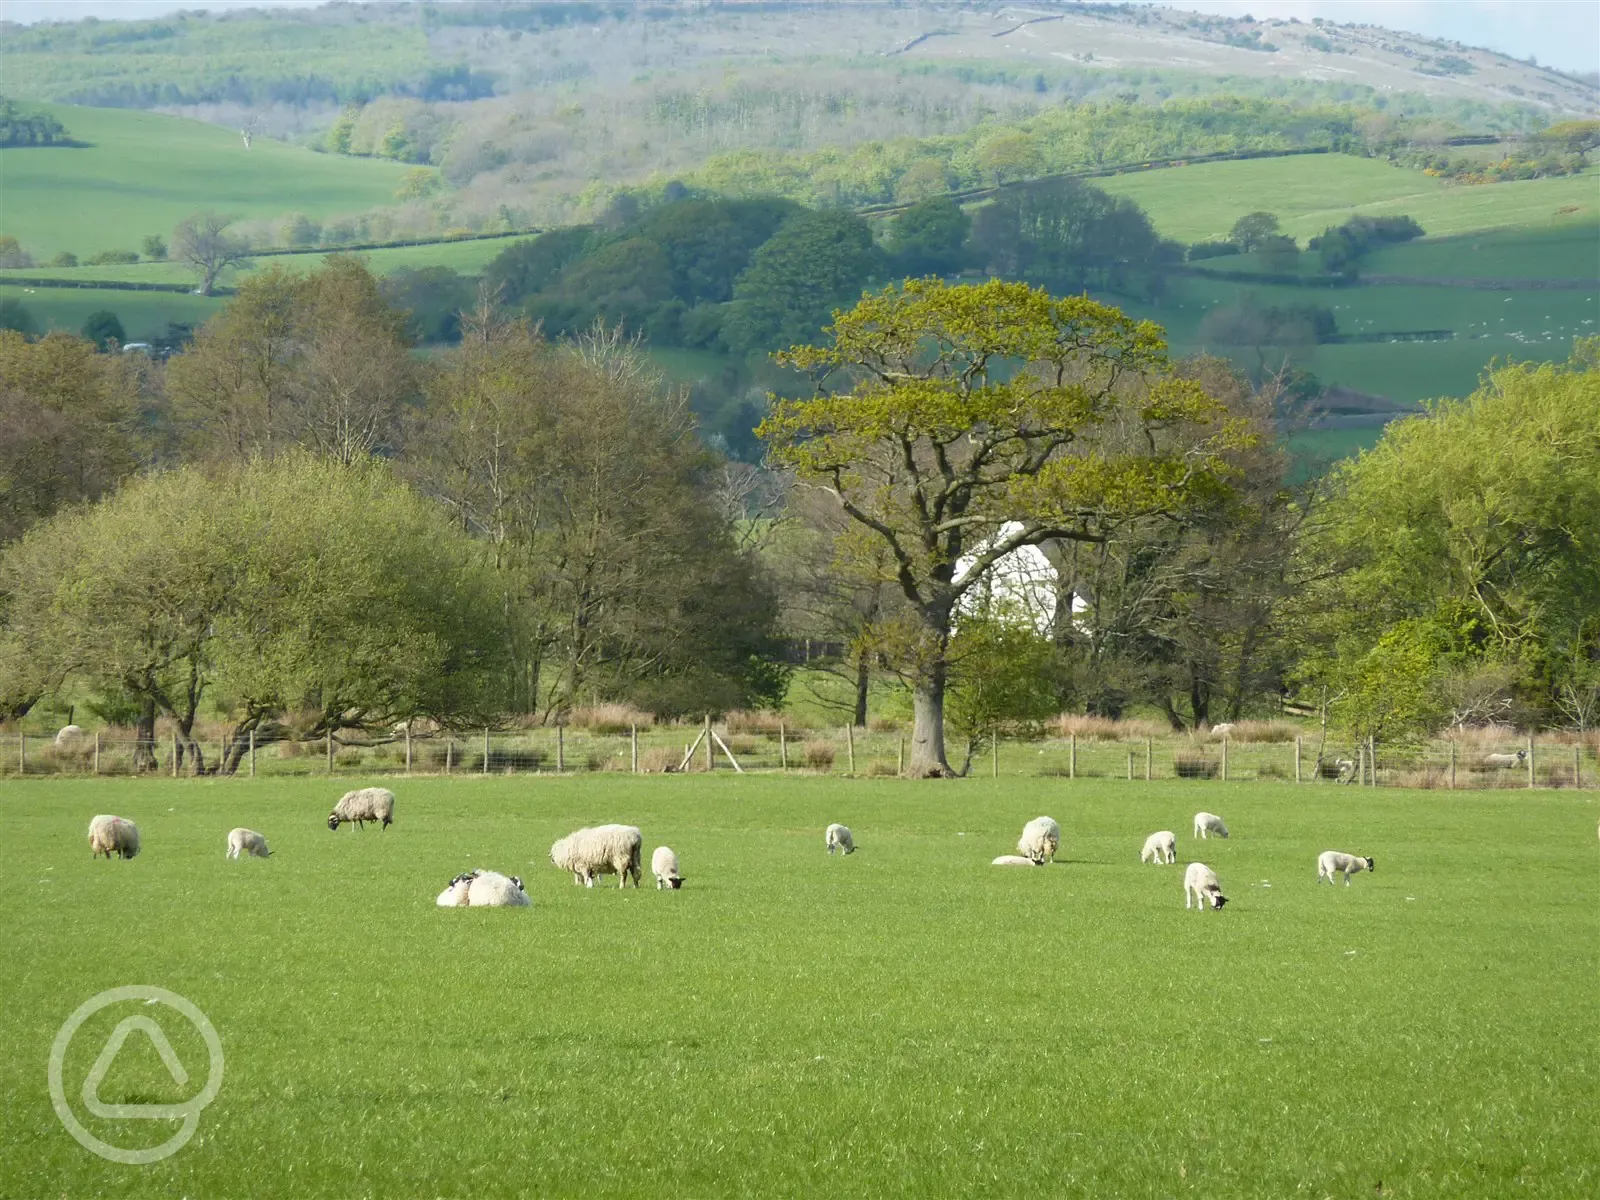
86 787 1377 912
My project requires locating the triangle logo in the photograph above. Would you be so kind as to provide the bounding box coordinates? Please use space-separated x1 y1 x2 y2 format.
81 1016 193 1119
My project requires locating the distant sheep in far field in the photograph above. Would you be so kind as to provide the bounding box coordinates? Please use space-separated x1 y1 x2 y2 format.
1193 812 1229 840
328 787 394 831
826 823 855 855
88 814 140 860
226 828 271 859
1208 723 1234 738
1017 816 1060 864
1141 831 1177 865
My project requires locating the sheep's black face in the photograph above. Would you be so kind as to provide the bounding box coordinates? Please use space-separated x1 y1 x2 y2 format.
1365 858 1375 872
327 814 340 831
1211 893 1228 910
510 876 523 891
668 877 683 889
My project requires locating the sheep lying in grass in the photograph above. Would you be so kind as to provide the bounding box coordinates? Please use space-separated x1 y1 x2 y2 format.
652 846 683 890
991 854 1042 867
436 870 530 907
55 724 85 749
551 824 642 887
1141 831 1177 865
88 814 140 860
1184 862 1228 911
328 787 395 831
1193 812 1229 839
1482 749 1527 769
1017 816 1061 864
826 823 855 855
1317 851 1374 886
226 828 271 859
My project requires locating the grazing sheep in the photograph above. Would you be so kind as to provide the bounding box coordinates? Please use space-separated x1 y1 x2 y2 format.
1184 862 1228 911
1317 851 1374 886
327 787 395 831
550 824 643 888
1482 749 1527 769
54 724 85 748
1017 816 1061 864
436 870 530 907
225 828 271 859
1193 812 1229 840
88 815 140 860
1335 758 1358 784
652 846 683 890
1209 723 1235 738
991 854 1042 867
1141 831 1178 865
825 823 855 856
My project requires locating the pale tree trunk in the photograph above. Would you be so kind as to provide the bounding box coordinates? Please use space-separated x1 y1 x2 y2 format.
132 696 158 772
907 657 953 778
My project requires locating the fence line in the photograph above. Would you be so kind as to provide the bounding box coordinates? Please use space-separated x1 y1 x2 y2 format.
2 728 1595 788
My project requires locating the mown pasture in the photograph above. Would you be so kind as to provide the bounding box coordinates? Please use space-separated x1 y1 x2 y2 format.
1 776 1594 1198
0 104 413 260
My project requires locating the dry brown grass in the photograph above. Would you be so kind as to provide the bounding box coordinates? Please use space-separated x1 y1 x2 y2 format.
567 704 655 734
868 716 904 734
724 710 790 736
1173 752 1219 779
1214 720 1302 743
1054 714 1166 741
804 740 836 771
637 747 680 774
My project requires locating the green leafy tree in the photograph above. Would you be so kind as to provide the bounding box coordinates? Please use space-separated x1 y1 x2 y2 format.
141 234 168 261
484 228 594 306
79 310 125 351
172 211 251 295
758 278 1238 776
889 197 970 278
0 299 37 334
1228 211 1280 251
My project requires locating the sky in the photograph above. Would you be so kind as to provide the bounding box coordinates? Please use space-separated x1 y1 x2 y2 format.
3 0 1597 74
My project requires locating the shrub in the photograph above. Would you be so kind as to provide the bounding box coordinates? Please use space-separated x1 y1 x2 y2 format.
1226 720 1302 743
867 760 900 777
1174 752 1219 779
1055 714 1166 740
568 703 654 734
868 716 904 733
85 249 139 266
639 746 680 773
804 740 836 770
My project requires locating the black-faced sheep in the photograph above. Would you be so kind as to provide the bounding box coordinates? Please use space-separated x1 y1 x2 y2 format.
652 846 683 889
1017 816 1061 864
1184 862 1228 911
1317 851 1374 886
1482 749 1527 769
328 787 394 831
825 823 855 855
436 870 530 907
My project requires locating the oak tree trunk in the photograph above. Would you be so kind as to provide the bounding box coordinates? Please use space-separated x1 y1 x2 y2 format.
907 658 953 778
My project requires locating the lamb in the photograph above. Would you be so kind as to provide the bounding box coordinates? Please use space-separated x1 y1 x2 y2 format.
1482 749 1527 769
327 787 395 831
1317 851 1374 886
1141 831 1178 865
652 845 683 890
1193 812 1229 839
1017 816 1061 864
550 824 642 888
88 815 140 860
225 828 271 859
1184 862 1228 911
54 724 85 748
435 870 530 907
991 854 1042 867
825 823 855 855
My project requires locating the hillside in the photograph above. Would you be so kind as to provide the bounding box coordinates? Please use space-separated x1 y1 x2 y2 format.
0 104 413 260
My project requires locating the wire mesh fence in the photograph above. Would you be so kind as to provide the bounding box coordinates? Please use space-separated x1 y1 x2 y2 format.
2 725 1596 788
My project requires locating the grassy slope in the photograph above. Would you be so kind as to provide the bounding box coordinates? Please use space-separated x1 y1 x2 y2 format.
0 284 223 342
0 776 1595 1197
0 104 414 259
1095 155 1600 244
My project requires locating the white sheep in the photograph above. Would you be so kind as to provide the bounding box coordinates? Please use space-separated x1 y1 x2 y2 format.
1482 749 1527 769
1317 851 1374 886
436 870 530 907
226 828 271 859
550 824 642 888
825 823 855 855
1017 816 1061 864
652 846 683 890
1193 811 1229 839
1184 862 1228 911
1209 723 1235 738
327 787 395 831
1141 831 1177 865
991 854 1042 867
88 814 140 860
54 724 85 748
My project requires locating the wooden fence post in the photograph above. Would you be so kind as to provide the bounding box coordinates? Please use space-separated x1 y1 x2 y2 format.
991 730 998 779
779 722 788 771
631 724 639 774
1146 737 1152 781
94 732 101 776
1527 734 1535 789
1294 736 1301 784
249 728 256 778
1356 744 1364 787
1369 734 1377 787
704 717 713 772
1448 740 1456 790
1221 735 1229 783
1069 733 1077 780
845 723 856 776
558 724 566 773
1127 749 1134 781
405 727 412 775
445 739 453 774
1574 745 1581 789
173 731 179 778
481 727 489 774
19 733 25 776
897 736 904 776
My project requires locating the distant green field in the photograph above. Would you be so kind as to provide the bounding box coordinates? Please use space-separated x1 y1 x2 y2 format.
0 104 414 260
1 777 1595 1197
1097 155 1600 243
0 284 222 341
1363 224 1600 281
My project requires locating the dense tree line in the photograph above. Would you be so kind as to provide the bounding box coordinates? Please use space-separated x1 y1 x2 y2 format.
0 98 70 147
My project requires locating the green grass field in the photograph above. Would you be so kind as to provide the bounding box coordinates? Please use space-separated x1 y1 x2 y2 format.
1363 224 1600 281
0 104 413 260
1 776 1595 1197
0 283 224 342
1096 155 1600 244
